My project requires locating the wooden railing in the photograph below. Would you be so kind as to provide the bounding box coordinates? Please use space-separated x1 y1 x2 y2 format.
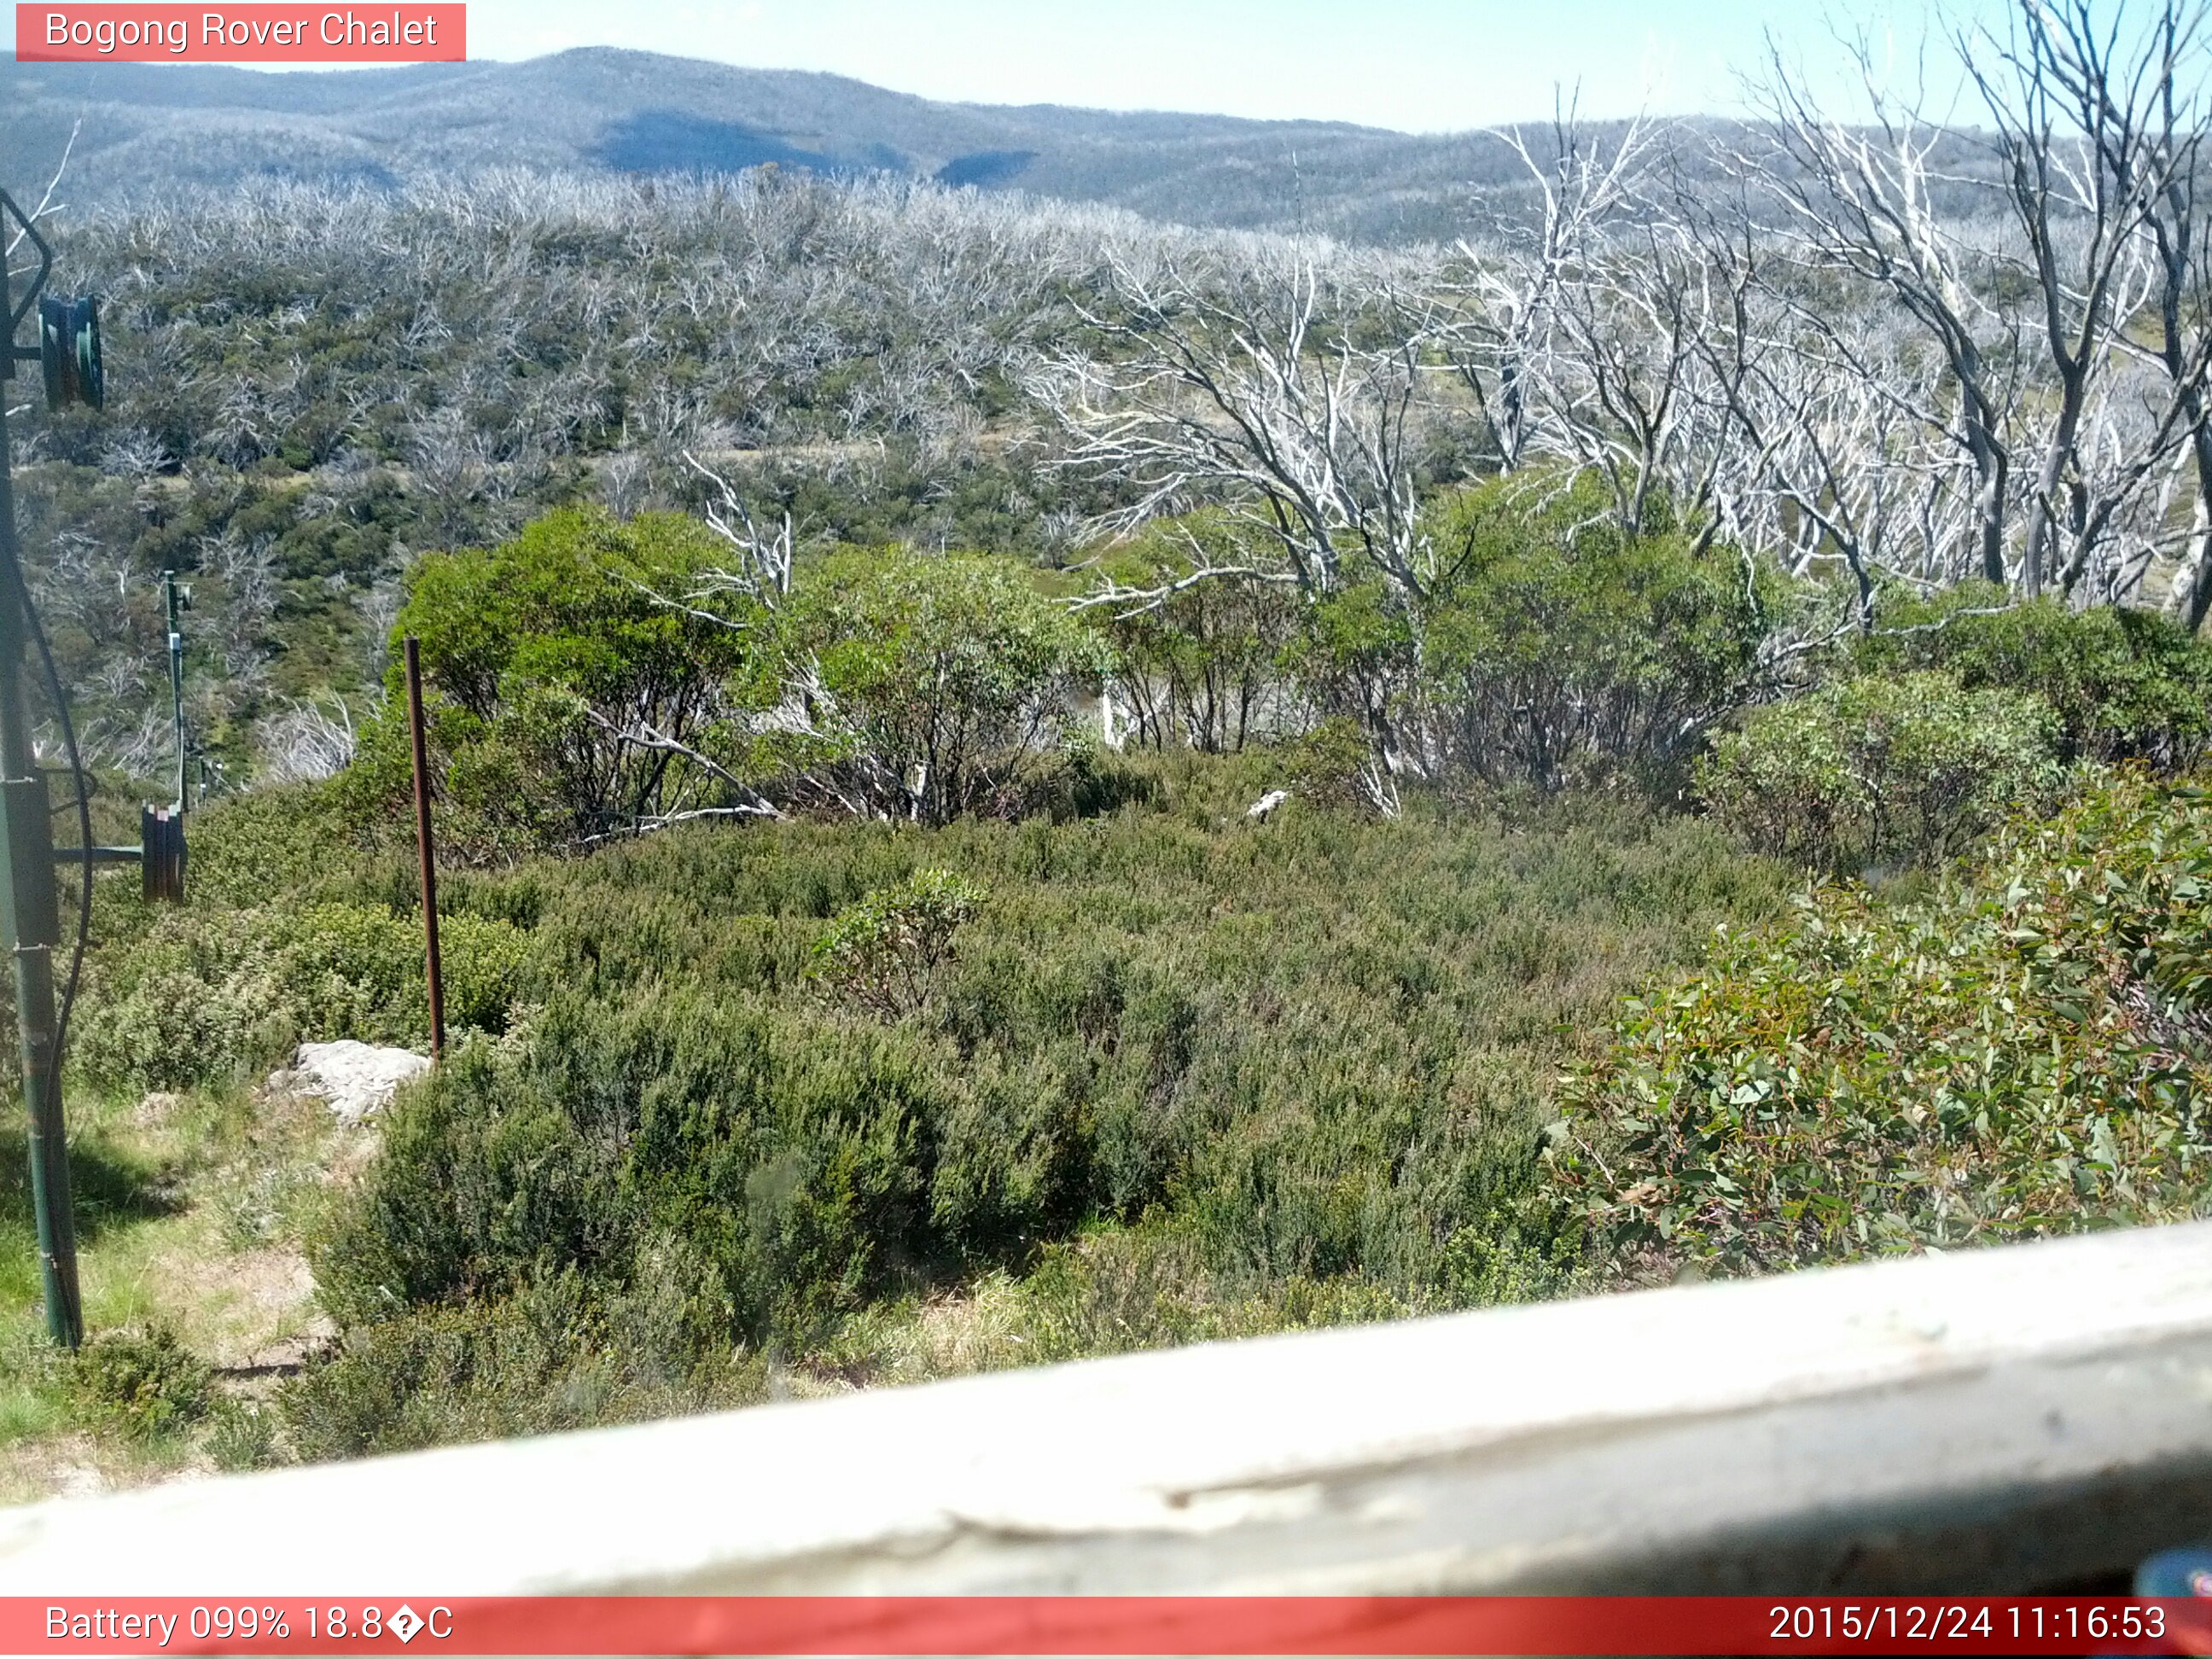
1 1221 2209 1593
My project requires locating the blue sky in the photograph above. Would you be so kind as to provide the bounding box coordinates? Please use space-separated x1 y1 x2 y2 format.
451 0 2016 130
7 2 2017 131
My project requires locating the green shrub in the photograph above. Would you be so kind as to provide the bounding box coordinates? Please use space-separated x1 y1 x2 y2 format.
1004 1226 1430 1364
74 911 292 1092
1698 672 2065 870
205 1396 280 1471
307 788 1781 1380
373 508 772 853
72 1326 211 1441
1284 716 1378 810
75 899 529 1091
1561 772 2212 1277
1853 587 2212 767
279 904 530 1041
813 869 987 1019
283 1269 762 1460
182 781 381 909
311 994 971 1348
1410 473 1779 793
1283 578 1414 768
376 515 1115 847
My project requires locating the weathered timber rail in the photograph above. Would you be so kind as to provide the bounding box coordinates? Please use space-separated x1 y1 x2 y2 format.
1 1221 2209 1593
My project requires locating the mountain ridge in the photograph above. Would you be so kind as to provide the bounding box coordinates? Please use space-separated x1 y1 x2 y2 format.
2 44 1585 242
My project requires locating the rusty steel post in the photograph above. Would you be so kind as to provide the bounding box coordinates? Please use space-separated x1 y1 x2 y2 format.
403 636 445 1060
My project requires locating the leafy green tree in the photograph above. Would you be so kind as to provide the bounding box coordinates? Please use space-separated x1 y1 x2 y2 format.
1280 578 1419 798
783 548 1109 824
1085 513 1301 753
366 509 776 851
1411 474 1777 792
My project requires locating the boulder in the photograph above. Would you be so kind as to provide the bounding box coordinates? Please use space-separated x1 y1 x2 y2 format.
286 1040 432 1125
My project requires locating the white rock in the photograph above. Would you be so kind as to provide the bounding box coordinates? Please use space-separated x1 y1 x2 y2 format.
1246 789 1290 821
287 1040 432 1125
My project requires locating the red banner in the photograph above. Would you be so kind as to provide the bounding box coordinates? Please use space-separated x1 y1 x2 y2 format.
15 5 465 62
5 1597 2209 1656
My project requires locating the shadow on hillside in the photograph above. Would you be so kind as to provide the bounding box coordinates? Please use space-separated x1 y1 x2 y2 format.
592 110 843 177
936 148 1036 188
0 1126 181 1246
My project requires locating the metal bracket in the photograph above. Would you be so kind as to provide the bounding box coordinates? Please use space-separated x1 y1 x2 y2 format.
49 809 183 904
0 190 54 333
52 846 143 866
41 764 187 905
0 191 54 385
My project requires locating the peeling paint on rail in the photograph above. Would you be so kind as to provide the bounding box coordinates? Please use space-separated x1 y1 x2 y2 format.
2 1222 2209 1593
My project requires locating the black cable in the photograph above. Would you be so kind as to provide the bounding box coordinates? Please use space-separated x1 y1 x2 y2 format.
3 556 92 1071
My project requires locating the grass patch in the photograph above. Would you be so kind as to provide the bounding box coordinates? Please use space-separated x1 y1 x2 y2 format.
0 1075 349 1501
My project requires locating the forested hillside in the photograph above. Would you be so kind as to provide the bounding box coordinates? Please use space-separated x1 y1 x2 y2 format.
7 4 2212 1493
3 48 1660 244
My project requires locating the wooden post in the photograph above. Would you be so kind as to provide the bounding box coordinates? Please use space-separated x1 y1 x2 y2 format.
403 636 445 1060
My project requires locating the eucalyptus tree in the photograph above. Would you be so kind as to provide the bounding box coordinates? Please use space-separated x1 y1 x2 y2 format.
1442 106 1661 477
1741 32 2023 590
1036 242 1444 609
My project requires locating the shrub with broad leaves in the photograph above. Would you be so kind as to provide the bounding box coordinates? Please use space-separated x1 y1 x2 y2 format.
1561 772 2212 1277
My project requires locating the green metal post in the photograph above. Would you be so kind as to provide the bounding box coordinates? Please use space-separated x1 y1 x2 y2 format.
0 351 82 1349
163 571 185 812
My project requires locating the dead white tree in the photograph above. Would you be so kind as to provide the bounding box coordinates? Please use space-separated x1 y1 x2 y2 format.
2005 0 2212 626
1733 295 1983 617
1962 0 2187 600
684 451 793 600
1033 244 1445 813
259 696 362 784
1036 246 1441 607
3 119 81 423
1743 30 2023 590
1538 207 1751 538
1443 102 1661 476
3 116 79 261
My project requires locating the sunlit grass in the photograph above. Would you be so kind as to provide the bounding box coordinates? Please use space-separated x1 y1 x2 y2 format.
0 1075 339 1502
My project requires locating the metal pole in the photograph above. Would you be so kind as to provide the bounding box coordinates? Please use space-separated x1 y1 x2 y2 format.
403 637 445 1061
0 307 81 1349
163 571 185 812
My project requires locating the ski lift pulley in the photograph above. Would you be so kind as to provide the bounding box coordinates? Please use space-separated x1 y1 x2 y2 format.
38 294 102 412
